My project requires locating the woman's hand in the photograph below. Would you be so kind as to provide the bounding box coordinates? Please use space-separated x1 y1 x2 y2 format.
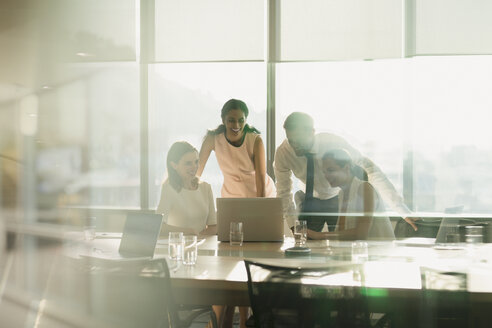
307 229 326 240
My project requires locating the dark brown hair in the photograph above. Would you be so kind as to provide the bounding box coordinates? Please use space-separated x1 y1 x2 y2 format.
283 112 314 131
166 141 197 192
207 99 260 136
323 149 368 181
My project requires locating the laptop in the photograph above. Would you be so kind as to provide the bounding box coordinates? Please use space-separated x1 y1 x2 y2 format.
217 198 285 242
435 206 465 244
83 213 163 260
396 206 466 247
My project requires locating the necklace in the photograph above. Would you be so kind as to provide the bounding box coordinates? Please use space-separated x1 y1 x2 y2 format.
225 131 246 147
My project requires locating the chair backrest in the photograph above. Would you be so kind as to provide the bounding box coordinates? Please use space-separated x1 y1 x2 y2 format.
88 259 177 327
42 256 177 328
244 260 371 328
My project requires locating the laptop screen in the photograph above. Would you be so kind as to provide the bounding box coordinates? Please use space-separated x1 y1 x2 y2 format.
216 198 284 242
119 213 163 257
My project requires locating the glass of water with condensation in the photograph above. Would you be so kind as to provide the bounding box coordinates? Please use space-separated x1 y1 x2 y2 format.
183 235 198 265
294 220 307 246
465 226 483 244
168 232 184 260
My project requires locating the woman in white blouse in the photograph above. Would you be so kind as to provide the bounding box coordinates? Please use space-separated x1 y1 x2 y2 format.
309 149 395 241
156 141 216 236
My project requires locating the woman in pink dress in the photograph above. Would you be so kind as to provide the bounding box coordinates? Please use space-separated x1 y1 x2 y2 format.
197 98 275 198
197 99 275 328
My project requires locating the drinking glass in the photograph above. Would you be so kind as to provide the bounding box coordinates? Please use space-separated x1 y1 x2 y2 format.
294 220 307 246
230 222 243 246
83 216 96 241
168 232 184 260
183 235 198 265
465 226 483 244
351 241 369 263
446 227 460 243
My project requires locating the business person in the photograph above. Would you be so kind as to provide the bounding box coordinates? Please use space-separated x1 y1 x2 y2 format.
273 112 417 235
156 141 216 236
197 98 275 198
198 99 275 328
309 149 395 240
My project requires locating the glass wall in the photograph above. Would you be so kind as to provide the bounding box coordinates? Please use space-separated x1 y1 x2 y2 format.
2 0 492 218
3 1 492 326
35 64 140 211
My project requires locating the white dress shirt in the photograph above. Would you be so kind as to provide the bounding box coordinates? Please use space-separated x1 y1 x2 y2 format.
273 133 410 227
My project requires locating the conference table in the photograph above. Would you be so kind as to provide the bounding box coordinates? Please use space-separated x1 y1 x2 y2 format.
6 227 492 327
158 235 492 326
55 232 492 327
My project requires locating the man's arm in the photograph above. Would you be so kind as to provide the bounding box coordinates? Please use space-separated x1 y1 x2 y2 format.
357 156 417 231
273 148 298 228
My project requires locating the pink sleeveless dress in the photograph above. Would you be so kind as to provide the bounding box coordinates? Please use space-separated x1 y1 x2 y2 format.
214 132 276 198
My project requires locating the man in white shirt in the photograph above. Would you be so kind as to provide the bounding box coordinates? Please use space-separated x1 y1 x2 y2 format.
273 112 418 233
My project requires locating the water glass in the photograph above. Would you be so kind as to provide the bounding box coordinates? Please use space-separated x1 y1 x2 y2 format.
168 232 184 260
446 227 460 243
83 216 96 241
465 226 483 244
230 222 244 246
294 220 307 246
352 241 369 263
183 235 198 265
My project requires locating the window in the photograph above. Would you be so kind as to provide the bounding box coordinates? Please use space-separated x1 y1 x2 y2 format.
4 1 492 217
276 56 492 214
148 62 266 207
410 56 492 212
276 60 407 198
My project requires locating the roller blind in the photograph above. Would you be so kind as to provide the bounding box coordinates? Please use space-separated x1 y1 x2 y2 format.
52 0 136 61
279 0 403 61
155 0 264 62
416 0 492 55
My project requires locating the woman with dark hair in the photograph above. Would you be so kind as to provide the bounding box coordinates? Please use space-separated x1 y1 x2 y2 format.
156 141 216 236
198 99 274 328
308 149 394 240
197 98 275 198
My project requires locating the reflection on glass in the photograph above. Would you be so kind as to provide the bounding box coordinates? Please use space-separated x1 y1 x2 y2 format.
35 64 140 209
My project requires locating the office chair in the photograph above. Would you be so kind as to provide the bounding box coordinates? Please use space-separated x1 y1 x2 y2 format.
39 256 217 328
244 260 371 328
